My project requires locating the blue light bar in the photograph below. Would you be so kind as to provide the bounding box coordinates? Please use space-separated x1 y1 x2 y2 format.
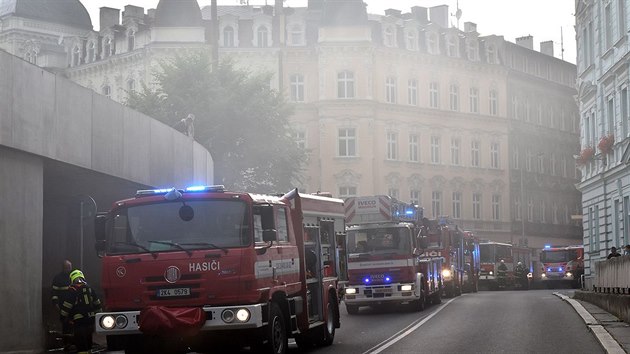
405 210 414 215
186 186 207 192
544 245 551 249
559 267 563 272
547 268 552 272
184 185 225 193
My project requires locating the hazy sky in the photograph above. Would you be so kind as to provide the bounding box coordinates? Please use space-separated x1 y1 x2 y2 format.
84 0 576 64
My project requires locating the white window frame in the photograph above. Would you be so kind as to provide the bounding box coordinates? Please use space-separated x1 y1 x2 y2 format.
338 128 356 157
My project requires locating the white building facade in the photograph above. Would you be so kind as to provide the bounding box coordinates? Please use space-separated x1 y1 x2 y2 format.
575 0 630 279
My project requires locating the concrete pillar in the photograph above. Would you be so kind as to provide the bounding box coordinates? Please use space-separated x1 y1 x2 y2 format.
0 147 44 353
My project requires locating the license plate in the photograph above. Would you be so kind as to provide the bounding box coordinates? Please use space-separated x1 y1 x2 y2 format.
157 288 190 297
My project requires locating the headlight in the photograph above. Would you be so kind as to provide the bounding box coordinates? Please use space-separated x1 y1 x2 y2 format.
236 309 250 322
489 271 493 275
115 315 128 329
345 288 357 294
401 285 413 291
442 269 452 278
541 273 546 278
527 273 533 279
566 272 572 278
100 315 116 330
221 309 235 323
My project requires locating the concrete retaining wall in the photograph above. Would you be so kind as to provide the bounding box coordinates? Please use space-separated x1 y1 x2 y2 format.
574 290 630 324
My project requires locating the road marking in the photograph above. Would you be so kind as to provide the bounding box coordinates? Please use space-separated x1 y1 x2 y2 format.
553 292 626 354
363 296 459 354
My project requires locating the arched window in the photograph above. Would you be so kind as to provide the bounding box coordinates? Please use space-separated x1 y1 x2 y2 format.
487 44 497 64
223 26 234 47
427 32 439 54
86 41 95 63
467 40 478 61
102 85 111 98
446 35 458 57
127 79 135 93
406 30 418 51
24 51 36 64
127 30 135 52
72 45 81 67
103 37 112 58
257 26 269 47
489 89 498 116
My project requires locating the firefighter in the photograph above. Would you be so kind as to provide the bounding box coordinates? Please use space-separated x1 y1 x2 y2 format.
497 259 508 288
514 261 528 289
60 270 102 354
51 260 73 350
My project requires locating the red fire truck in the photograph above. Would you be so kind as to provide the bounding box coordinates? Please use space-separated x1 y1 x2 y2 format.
539 245 584 288
479 241 532 290
343 196 442 314
421 217 473 297
93 186 345 353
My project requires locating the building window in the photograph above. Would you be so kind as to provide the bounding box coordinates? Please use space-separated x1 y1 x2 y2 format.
472 193 482 220
384 26 395 47
515 196 522 221
410 190 421 205
537 153 545 174
338 128 356 157
127 30 135 51
409 134 419 162
467 40 478 61
471 140 480 167
290 74 305 102
469 87 479 113
550 153 556 176
295 130 306 149
607 96 615 134
86 41 95 63
512 148 519 169
492 194 501 221
527 196 534 222
386 77 397 103
102 85 111 98
432 191 442 217
388 188 399 199
103 37 113 58
429 82 439 108
339 186 357 198
605 3 613 48
427 32 439 54
408 79 418 106
490 142 500 169
406 30 418 51
337 71 355 99
223 26 235 47
540 200 547 223
449 84 459 111
127 79 135 93
525 150 533 172
452 192 462 219
257 26 269 47
72 45 81 67
619 0 626 42
489 90 498 116
451 138 460 165
387 131 398 160
487 44 497 64
289 24 304 46
431 136 441 164
446 35 458 57
562 157 567 178
24 51 37 64
622 87 628 138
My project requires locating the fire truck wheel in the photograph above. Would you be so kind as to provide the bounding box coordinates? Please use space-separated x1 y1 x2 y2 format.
412 291 426 311
261 303 288 354
319 294 337 346
345 304 359 315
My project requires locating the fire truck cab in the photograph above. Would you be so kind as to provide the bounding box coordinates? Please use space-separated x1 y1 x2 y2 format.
93 186 345 353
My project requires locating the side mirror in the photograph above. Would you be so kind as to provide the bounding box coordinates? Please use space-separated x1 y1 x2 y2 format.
263 229 277 243
94 213 107 257
95 240 106 258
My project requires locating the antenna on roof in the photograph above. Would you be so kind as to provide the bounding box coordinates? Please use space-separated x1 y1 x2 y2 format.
451 0 462 30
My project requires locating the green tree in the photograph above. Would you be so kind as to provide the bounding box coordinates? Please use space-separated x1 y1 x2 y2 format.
126 52 306 193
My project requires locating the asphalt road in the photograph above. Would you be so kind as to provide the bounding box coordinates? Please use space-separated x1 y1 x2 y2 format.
91 290 605 353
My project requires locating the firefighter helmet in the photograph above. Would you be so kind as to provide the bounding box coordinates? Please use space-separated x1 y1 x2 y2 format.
69 269 85 283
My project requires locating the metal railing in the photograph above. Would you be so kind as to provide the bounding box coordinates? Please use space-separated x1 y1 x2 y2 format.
592 255 630 294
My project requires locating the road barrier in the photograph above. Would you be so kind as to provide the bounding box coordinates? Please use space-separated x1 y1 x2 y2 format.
592 255 630 294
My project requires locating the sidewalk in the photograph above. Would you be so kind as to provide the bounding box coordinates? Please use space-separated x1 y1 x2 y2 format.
555 291 630 354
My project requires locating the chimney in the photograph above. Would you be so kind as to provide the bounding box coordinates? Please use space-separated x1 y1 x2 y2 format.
147 8 156 20
540 40 554 57
410 6 428 23
516 35 533 50
122 5 144 25
464 22 477 33
99 7 120 30
385 9 402 18
429 5 448 28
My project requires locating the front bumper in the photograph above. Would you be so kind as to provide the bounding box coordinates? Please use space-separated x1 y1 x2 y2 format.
541 272 576 281
95 304 264 335
344 283 417 306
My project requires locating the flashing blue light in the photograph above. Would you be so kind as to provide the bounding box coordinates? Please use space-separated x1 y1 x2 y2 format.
405 210 414 215
153 188 171 193
547 268 552 272
363 277 371 284
544 245 551 249
384 276 392 283
559 267 563 272
186 186 207 192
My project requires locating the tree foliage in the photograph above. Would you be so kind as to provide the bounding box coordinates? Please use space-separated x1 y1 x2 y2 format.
126 52 306 193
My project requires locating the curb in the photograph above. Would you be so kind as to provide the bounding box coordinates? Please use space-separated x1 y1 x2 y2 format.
554 292 626 354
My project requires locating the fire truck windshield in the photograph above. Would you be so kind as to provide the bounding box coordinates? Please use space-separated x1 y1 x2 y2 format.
107 199 250 254
347 227 412 255
541 250 578 263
